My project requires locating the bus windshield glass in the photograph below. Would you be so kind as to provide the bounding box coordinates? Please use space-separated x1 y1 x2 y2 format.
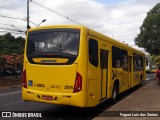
27 29 80 56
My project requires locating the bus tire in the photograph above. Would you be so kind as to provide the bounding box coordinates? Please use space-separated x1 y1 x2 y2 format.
112 82 119 102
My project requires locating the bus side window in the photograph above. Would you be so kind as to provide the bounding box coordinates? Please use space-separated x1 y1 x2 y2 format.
112 46 121 68
120 49 128 70
133 54 144 71
133 55 137 71
116 60 121 68
89 38 98 67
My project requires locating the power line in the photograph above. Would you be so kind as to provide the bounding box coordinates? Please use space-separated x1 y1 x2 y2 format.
0 23 14 26
0 23 26 27
29 21 38 26
0 31 25 35
10 25 25 32
0 14 38 26
0 27 25 33
0 23 26 32
0 14 25 21
31 0 84 26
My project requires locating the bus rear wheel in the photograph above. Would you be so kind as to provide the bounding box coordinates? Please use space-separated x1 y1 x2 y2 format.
112 83 119 102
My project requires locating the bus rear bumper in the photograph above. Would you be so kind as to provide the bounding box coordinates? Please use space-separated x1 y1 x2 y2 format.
22 87 86 107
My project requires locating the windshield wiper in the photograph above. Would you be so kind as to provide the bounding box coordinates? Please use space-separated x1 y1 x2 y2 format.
58 43 63 52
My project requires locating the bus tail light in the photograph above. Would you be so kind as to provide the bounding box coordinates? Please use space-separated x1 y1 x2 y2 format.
73 72 82 93
22 70 27 88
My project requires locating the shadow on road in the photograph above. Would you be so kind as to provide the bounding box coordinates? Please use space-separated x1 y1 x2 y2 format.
32 82 149 120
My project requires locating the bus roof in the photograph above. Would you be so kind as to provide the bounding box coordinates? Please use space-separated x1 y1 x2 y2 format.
28 25 145 56
87 28 145 55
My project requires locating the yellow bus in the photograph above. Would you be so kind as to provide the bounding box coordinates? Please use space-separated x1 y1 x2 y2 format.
22 25 146 107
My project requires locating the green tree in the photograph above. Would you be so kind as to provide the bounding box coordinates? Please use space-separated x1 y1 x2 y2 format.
0 33 25 55
151 55 160 66
135 3 160 55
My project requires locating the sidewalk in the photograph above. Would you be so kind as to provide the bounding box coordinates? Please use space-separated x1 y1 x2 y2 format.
95 79 160 120
0 75 21 90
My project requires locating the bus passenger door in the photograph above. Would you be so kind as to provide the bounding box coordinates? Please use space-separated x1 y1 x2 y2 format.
100 50 108 100
128 56 132 87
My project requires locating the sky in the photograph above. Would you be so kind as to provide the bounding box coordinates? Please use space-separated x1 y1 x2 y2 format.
0 0 159 52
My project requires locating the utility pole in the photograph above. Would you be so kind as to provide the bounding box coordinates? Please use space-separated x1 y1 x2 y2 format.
27 0 30 29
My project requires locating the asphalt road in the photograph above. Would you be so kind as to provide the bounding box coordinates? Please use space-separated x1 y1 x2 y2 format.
0 73 156 119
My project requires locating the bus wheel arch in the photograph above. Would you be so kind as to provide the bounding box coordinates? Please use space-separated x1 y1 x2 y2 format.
112 79 119 102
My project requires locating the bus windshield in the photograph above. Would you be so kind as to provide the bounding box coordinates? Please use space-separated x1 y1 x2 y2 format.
27 29 80 56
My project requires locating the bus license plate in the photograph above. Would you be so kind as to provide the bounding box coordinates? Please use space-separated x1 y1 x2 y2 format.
42 95 53 101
